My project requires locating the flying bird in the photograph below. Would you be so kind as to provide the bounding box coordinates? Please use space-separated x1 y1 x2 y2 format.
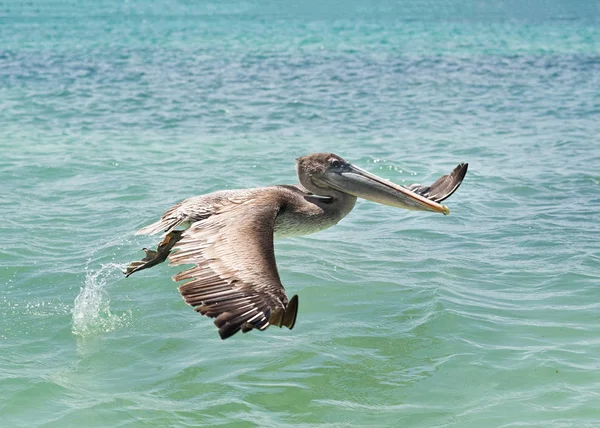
125 153 467 339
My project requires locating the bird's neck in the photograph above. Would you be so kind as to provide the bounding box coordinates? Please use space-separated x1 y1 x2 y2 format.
302 186 357 222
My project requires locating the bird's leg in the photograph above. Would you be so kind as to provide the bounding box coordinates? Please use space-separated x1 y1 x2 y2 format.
124 230 183 277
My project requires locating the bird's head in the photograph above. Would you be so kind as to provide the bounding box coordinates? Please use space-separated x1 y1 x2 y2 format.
296 152 451 214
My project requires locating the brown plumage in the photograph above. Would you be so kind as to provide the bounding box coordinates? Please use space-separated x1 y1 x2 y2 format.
125 153 468 339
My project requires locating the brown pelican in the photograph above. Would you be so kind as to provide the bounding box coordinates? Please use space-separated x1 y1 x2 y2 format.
125 153 467 339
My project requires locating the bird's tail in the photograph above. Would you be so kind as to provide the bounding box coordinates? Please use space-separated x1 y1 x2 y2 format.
136 202 189 236
136 217 186 236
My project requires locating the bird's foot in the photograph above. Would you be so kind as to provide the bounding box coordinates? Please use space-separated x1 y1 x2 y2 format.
123 230 183 277
124 248 159 277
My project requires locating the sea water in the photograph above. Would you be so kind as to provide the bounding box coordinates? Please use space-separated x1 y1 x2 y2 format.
1 0 599 426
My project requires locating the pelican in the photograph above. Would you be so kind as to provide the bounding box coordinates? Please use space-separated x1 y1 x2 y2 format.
125 153 467 339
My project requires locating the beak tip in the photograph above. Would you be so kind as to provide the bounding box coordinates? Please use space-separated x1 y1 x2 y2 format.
442 205 450 215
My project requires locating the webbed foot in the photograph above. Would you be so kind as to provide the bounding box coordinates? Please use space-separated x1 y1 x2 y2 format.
124 230 183 277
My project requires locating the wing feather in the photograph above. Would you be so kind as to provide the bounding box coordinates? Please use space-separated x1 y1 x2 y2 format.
405 163 468 203
168 196 297 339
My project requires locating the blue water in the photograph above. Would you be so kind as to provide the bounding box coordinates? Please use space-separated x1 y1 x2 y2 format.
1 1 599 426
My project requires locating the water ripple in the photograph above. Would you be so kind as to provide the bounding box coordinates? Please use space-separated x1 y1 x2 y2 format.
2 0 600 426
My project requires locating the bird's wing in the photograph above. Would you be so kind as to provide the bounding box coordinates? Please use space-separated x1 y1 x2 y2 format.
168 198 298 340
405 163 468 203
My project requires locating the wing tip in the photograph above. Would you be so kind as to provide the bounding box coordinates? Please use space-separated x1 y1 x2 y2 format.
215 308 271 340
283 295 299 330
456 162 468 179
214 295 299 339
433 162 469 203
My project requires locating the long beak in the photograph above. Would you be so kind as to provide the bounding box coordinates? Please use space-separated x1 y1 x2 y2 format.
320 164 451 215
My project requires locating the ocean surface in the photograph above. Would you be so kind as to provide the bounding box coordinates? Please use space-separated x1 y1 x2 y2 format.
1 0 599 426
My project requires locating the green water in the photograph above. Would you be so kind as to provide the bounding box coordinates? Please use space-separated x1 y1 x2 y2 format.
1 0 600 426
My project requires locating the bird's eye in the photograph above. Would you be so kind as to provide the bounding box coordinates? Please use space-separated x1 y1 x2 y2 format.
330 159 341 168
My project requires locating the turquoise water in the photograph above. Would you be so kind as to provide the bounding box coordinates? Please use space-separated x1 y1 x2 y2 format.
1 0 600 426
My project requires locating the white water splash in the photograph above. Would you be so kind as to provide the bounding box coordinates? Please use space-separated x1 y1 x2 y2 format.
72 263 131 337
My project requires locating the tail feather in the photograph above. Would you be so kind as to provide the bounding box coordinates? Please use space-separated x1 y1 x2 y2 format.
136 217 186 236
136 201 190 236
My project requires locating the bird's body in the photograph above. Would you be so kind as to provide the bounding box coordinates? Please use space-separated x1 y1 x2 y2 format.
125 153 468 339
138 185 356 239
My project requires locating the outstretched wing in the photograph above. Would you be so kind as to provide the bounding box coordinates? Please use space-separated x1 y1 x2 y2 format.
168 199 298 340
405 163 468 203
